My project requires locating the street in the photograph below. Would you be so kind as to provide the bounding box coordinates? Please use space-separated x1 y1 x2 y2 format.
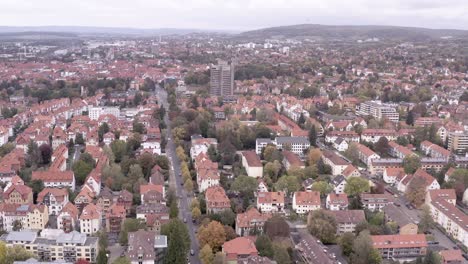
156 86 201 264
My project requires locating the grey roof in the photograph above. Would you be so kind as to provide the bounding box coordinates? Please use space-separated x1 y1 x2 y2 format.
275 136 310 144
4 231 37 243
332 175 346 186
256 138 272 144
56 231 87 245
14 258 72 264
334 137 346 145
154 235 168 248
382 204 415 226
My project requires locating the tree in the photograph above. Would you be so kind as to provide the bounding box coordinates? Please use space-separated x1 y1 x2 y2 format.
308 148 322 165
73 161 94 185
272 243 292 264
1 243 36 264
264 216 290 239
339 232 355 256
218 140 236 165
197 221 226 252
309 125 317 146
75 133 85 145
112 257 131 264
255 234 274 258
26 140 40 166
264 161 282 181
274 175 300 195
345 177 370 197
39 143 52 164
307 210 337 243
423 250 441 264
405 177 426 207
138 153 156 179
98 122 110 142
406 110 414 126
403 155 421 174
344 143 360 166
111 140 127 163
96 249 108 264
418 205 434 233
98 231 108 250
311 181 333 197
192 207 201 220
200 244 214 264
170 199 179 219
28 179 44 203
374 137 390 157
184 179 194 192
350 230 382 264
176 146 187 161
161 219 190 264
218 209 236 227
445 169 468 200
119 219 145 245
12 220 22 231
231 175 257 199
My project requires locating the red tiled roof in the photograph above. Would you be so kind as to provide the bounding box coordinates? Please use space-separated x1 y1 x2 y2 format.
242 151 262 167
371 234 427 249
294 191 320 206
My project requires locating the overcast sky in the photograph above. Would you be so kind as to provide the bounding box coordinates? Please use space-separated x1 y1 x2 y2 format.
1 0 467 31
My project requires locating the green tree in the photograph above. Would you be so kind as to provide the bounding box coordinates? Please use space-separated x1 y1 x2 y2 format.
96 249 108 264
406 110 414 126
161 219 191 264
350 230 382 264
192 207 201 220
308 210 337 244
272 243 291 264
309 125 318 146
264 216 290 239
423 250 441 264
405 176 427 207
344 143 360 166
255 234 274 258
200 244 214 264
170 200 179 219
231 175 257 199
274 175 300 195
419 205 434 234
403 155 421 174
98 231 108 250
311 181 333 197
111 140 127 163
339 232 355 256
345 177 370 197
98 122 110 142
28 179 44 203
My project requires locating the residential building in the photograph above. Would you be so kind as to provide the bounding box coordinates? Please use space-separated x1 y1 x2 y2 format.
448 131 468 155
222 237 258 263
439 249 464 264
360 193 394 212
420 140 450 160
0 230 98 263
331 175 347 194
241 151 263 178
292 191 321 214
355 143 381 166
326 193 349 211
296 235 335 264
37 188 69 215
210 59 235 97
255 137 310 157
357 101 399 122
257 192 285 213
32 171 76 191
371 234 427 259
333 137 349 152
383 167 406 184
106 204 126 233
397 169 440 193
190 136 217 160
127 230 167 264
235 208 271 236
205 186 231 214
88 106 120 121
322 150 350 176
57 202 79 233
426 189 468 248
3 185 33 204
331 210 366 234
194 153 220 192
79 203 101 235
282 150 305 170
361 129 398 144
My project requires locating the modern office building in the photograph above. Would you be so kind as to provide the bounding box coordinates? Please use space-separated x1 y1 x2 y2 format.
210 59 235 97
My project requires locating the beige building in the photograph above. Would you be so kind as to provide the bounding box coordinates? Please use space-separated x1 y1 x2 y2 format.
0 230 98 263
25 204 49 230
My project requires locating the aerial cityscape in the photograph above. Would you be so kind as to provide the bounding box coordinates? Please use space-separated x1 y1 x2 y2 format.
0 2 467 264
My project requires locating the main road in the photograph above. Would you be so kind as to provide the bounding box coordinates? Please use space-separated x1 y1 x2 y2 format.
156 86 200 264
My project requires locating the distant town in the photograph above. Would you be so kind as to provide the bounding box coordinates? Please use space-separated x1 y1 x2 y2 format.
0 27 467 264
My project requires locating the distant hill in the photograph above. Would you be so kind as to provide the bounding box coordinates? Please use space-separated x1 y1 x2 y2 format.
239 24 468 41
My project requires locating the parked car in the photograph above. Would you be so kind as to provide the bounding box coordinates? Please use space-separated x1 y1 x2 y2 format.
190 249 195 256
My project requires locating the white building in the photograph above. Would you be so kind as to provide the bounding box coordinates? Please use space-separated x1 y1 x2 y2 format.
79 204 101 235
255 137 310 157
257 192 285 213
292 191 321 214
88 106 120 121
241 151 263 178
